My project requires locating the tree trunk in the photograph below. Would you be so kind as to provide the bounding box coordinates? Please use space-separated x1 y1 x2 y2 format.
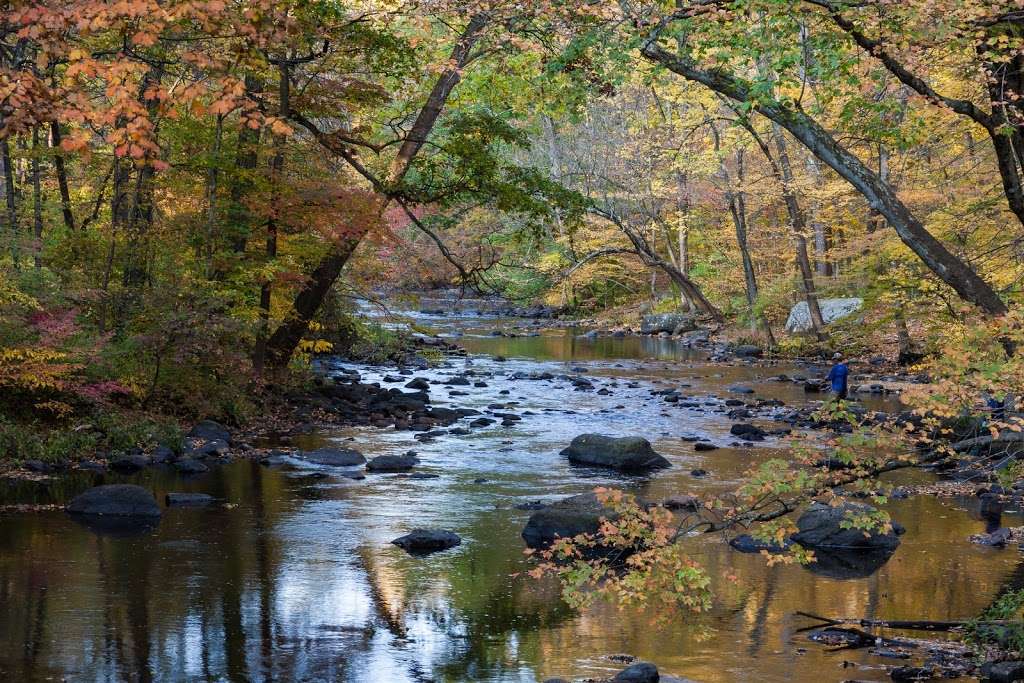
386 14 490 187
253 63 288 375
118 65 164 297
817 3 1024 232
266 15 491 368
204 114 224 277
866 144 889 234
803 153 832 275
228 76 262 257
1 136 18 268
641 42 1008 317
673 172 693 311
977 40 1024 228
31 127 42 270
728 150 759 308
770 124 827 339
49 122 75 231
725 150 776 344
121 163 156 289
264 240 361 367
615 218 723 320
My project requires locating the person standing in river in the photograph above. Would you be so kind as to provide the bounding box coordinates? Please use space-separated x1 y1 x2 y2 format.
826 352 849 400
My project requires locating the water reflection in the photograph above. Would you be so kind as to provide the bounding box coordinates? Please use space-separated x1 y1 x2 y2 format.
0 330 1015 682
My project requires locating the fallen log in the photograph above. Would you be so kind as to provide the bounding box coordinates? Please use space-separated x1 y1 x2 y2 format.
951 432 1024 452
796 611 1018 632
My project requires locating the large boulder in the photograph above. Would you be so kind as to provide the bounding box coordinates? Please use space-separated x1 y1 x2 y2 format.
367 453 419 472
175 458 209 474
791 502 901 551
67 484 161 518
300 447 366 466
730 534 791 554
640 313 697 335
522 492 617 549
561 434 671 472
612 662 660 682
391 529 461 555
784 297 863 333
188 420 231 444
985 660 1024 683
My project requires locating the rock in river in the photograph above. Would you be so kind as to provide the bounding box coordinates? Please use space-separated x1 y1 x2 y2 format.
391 529 461 555
640 313 697 335
110 454 151 473
188 419 232 444
729 534 791 554
175 458 209 474
984 660 1024 683
367 453 419 472
300 447 366 466
561 434 671 473
522 492 617 549
166 493 215 506
791 502 901 551
67 484 161 517
612 662 660 682
729 423 766 441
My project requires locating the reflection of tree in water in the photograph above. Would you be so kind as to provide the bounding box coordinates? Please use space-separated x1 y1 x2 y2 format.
5 456 1024 682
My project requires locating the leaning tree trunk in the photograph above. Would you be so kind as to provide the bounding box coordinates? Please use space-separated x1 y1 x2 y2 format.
265 14 491 368
641 42 1009 317
264 238 362 367
615 219 724 321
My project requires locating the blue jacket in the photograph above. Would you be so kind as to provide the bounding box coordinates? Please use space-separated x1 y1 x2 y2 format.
827 363 849 393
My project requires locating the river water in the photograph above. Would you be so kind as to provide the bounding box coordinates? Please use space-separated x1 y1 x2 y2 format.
1 315 1021 682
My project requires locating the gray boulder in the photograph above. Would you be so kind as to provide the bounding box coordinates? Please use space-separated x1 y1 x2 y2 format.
175 459 209 474
791 502 900 550
986 660 1024 683
405 377 430 391
640 313 697 335
730 534 791 554
301 447 366 466
188 420 231 444
367 453 419 472
190 438 229 457
561 434 671 472
67 485 161 517
522 492 617 549
733 344 763 358
613 662 659 682
110 454 150 473
784 297 863 333
391 529 461 555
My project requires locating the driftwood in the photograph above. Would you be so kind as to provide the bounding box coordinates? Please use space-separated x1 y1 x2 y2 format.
796 611 973 632
951 431 1024 452
804 625 915 651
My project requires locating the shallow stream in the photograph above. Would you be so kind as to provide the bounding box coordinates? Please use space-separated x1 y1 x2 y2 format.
1 315 1020 682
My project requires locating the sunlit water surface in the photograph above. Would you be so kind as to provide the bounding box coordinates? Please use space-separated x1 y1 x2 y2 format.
1 316 1020 682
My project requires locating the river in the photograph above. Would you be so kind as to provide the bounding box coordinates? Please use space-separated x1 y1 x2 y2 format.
0 313 1019 682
